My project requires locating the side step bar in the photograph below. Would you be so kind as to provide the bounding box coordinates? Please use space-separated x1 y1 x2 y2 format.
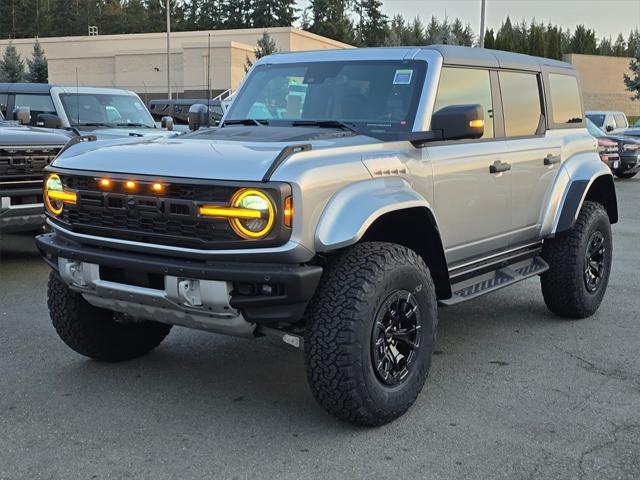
439 256 549 306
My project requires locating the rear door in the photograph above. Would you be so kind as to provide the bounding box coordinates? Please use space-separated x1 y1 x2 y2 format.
429 66 510 265
500 70 562 247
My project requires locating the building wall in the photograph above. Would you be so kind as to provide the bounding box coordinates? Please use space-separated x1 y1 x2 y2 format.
564 53 640 117
0 27 352 99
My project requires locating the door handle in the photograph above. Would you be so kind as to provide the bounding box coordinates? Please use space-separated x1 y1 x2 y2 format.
544 154 561 165
490 161 511 174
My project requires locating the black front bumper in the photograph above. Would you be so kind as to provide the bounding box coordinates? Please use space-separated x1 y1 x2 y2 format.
36 232 323 325
0 205 45 233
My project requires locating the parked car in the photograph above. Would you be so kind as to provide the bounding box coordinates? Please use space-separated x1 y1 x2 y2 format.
586 118 640 178
0 83 177 139
1 113 74 233
149 98 224 126
586 110 630 134
36 46 617 426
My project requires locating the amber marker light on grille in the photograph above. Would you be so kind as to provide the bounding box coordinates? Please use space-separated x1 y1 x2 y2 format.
125 180 136 189
284 196 293 227
99 178 111 188
151 182 164 192
469 119 484 128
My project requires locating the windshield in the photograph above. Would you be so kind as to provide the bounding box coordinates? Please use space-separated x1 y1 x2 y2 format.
60 93 155 128
586 114 605 127
586 118 607 137
225 60 427 134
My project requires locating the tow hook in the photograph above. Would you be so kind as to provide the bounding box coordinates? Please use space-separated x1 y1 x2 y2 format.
257 326 304 349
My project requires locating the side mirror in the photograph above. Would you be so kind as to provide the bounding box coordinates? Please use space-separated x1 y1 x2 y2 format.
37 113 62 129
431 104 484 140
188 104 208 131
606 125 614 132
14 106 31 125
161 115 174 131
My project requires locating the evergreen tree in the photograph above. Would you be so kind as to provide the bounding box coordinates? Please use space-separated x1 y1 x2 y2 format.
495 17 515 52
197 0 223 30
570 25 597 54
598 37 613 56
125 0 151 33
405 17 425 46
45 0 83 37
356 0 387 47
424 16 440 45
623 46 640 101
308 0 354 45
244 30 277 72
26 39 48 82
613 33 626 56
513 19 529 54
272 0 298 27
627 29 639 57
545 25 563 60
383 14 405 47
0 41 25 82
483 29 495 49
528 22 545 57
451 19 474 46
222 0 251 28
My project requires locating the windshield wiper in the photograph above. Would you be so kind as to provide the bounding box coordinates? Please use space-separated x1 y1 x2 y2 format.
291 120 359 134
115 122 153 128
73 122 113 128
223 119 268 126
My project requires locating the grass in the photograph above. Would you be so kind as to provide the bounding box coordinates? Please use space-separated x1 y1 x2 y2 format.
628 116 639 126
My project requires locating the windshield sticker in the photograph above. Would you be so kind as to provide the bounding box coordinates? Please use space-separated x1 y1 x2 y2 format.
393 69 413 85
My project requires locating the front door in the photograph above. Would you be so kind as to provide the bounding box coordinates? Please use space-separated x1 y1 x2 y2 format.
428 66 511 265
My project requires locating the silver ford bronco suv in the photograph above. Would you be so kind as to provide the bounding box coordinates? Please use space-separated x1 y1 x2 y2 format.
36 46 617 426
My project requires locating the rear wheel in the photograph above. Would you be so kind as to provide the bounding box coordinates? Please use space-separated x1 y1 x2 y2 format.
304 242 437 426
540 201 612 318
614 170 637 179
47 272 172 361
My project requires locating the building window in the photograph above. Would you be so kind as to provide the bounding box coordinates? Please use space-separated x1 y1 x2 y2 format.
434 67 494 138
499 71 543 137
549 74 583 125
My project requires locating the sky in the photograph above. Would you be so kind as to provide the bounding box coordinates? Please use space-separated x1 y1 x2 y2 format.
299 0 640 40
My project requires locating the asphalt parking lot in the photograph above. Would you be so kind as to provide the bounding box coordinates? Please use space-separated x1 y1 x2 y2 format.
1 179 638 480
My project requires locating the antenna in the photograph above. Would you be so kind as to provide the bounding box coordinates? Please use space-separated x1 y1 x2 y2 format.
75 67 80 126
207 32 211 127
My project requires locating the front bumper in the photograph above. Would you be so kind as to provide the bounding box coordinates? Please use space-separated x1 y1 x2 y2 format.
0 204 45 233
36 232 323 334
618 152 640 173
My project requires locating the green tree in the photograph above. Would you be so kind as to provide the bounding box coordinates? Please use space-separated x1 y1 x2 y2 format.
451 18 474 46
44 0 84 37
244 30 277 72
623 47 640 101
545 25 563 60
627 29 640 57
613 33 626 56
308 0 354 45
424 16 440 45
513 19 529 53
483 28 495 49
0 41 25 82
383 14 406 46
26 39 48 82
570 25 597 54
404 17 425 45
528 22 545 56
221 0 250 28
356 0 387 47
494 17 515 52
272 0 298 27
598 37 613 56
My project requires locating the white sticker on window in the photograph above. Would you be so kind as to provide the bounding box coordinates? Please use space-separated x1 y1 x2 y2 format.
393 69 413 85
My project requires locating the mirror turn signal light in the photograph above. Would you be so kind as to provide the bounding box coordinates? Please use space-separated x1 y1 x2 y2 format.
469 119 484 128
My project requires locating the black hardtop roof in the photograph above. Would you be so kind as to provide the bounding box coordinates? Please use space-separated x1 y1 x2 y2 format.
425 45 574 72
0 82 53 94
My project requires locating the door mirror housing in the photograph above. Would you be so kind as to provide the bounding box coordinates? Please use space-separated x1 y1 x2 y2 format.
37 113 62 129
431 104 484 140
13 106 31 125
605 125 614 132
161 115 174 131
188 104 208 131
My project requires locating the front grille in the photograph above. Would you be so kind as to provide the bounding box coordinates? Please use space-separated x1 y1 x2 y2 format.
53 173 289 250
0 146 62 196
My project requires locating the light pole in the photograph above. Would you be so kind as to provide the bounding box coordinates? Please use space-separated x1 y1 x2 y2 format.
479 0 486 48
166 0 172 99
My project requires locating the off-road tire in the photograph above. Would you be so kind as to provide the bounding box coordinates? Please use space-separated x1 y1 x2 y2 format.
47 272 172 361
614 170 637 179
304 242 438 426
540 201 612 318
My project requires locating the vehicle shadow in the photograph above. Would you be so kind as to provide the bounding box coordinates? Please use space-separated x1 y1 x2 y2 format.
0 232 42 263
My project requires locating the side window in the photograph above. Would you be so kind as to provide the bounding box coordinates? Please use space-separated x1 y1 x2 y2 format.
548 74 583 125
0 93 7 116
614 113 627 129
14 94 56 125
434 67 494 139
499 71 543 137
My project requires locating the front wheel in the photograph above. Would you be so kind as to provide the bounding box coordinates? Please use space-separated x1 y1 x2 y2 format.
304 242 438 426
615 170 637 179
540 201 612 318
47 272 172 361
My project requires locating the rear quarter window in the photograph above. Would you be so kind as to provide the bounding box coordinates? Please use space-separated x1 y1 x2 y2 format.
548 74 583 125
614 113 628 129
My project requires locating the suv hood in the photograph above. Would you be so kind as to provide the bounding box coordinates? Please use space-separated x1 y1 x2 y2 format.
53 126 381 181
0 125 73 146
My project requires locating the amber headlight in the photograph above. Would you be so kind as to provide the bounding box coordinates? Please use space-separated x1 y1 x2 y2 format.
44 173 76 216
199 188 275 240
